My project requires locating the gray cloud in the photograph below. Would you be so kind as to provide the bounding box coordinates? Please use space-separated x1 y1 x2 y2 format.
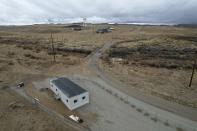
0 0 197 25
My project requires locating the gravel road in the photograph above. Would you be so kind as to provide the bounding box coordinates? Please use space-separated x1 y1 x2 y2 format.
14 42 197 131
69 75 175 131
84 42 197 131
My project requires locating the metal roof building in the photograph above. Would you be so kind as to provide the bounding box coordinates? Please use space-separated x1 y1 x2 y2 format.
51 77 87 98
50 77 89 110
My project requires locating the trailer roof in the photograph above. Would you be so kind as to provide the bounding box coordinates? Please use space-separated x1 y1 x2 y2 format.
51 77 87 98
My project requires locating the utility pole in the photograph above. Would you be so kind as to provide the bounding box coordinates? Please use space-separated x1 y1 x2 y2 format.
50 33 56 63
189 59 196 87
83 17 87 28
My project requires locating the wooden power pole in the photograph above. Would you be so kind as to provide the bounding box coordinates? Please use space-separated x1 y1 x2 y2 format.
50 33 56 63
189 59 196 87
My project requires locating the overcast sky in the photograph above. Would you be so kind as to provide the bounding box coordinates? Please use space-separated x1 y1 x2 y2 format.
1 0 197 25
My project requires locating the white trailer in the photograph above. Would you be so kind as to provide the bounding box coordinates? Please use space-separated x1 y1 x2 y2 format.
50 77 89 110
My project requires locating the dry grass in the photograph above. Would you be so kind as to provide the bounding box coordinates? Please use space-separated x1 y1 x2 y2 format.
0 24 197 110
99 25 197 109
0 88 76 131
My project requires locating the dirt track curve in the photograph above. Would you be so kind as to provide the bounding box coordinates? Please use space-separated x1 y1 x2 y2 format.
86 42 197 130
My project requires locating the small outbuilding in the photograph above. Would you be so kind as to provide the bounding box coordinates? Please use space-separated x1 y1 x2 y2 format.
50 77 89 110
65 24 83 31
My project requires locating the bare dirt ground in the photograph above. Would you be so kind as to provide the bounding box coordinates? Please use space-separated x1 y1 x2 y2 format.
25 78 90 130
0 24 116 131
0 24 118 86
0 87 76 131
0 24 197 131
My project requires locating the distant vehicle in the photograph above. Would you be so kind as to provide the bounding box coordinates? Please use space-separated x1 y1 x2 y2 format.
66 24 82 28
109 27 115 30
96 28 112 34
73 27 82 31
17 82 24 88
69 115 83 123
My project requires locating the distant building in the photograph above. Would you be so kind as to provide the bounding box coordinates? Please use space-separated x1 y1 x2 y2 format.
65 24 83 31
111 57 124 64
50 77 89 110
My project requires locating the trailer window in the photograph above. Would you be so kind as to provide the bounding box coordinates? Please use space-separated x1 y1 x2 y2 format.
82 96 86 100
74 100 77 103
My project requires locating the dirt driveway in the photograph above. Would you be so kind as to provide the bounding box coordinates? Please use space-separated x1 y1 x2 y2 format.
30 74 178 131
71 75 197 131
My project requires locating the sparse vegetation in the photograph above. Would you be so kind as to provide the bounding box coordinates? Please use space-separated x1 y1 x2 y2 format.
108 37 197 69
24 53 41 60
131 104 136 108
0 24 197 131
0 88 76 131
136 108 143 113
99 25 197 109
151 117 158 122
143 112 150 117
176 127 184 131
164 121 170 126
0 85 9 90
105 88 112 94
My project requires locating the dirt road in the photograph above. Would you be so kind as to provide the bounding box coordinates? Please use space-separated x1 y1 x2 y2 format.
13 41 197 131
85 42 197 131
2 24 197 131
31 75 177 131
71 75 175 131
